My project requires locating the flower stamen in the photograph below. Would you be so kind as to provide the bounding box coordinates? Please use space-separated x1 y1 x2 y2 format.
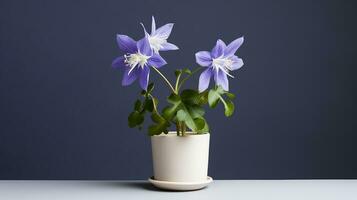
148 36 166 53
212 57 235 78
124 53 151 74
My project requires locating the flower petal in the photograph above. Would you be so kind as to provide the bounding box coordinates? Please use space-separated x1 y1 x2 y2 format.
198 68 213 92
139 66 150 90
195 51 212 67
112 56 126 68
116 34 137 53
140 23 150 38
230 56 244 70
160 42 179 51
137 37 152 56
151 16 156 34
225 37 244 56
214 69 229 91
211 39 226 58
122 67 138 86
148 53 167 68
153 23 174 39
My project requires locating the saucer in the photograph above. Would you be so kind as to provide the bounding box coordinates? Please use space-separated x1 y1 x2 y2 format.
148 176 213 191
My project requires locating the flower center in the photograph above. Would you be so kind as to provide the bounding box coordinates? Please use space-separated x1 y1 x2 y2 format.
148 36 166 53
124 53 150 74
212 57 234 78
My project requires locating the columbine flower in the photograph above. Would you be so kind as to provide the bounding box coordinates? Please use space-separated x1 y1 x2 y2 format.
112 34 167 90
195 37 244 92
141 16 179 53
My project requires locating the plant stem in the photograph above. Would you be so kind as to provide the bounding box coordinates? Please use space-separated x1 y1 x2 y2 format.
218 95 228 108
175 121 188 136
176 122 180 136
177 67 202 91
174 73 182 93
148 94 157 112
151 67 176 94
182 123 186 136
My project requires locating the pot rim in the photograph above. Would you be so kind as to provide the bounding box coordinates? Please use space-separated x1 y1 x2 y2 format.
151 131 210 137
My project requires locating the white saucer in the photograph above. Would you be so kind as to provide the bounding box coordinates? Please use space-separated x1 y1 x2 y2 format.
148 176 213 191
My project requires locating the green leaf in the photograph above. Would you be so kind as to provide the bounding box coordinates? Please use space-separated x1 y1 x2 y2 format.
193 118 205 130
129 84 160 131
208 86 235 116
151 111 163 123
148 125 166 136
197 91 209 105
181 89 200 105
226 92 235 99
224 100 235 117
168 93 181 103
187 105 205 118
182 68 192 75
148 112 170 136
181 89 209 106
175 109 196 131
147 83 154 94
162 94 181 120
175 108 205 132
134 100 141 111
208 89 221 108
176 109 187 122
141 83 154 97
175 69 182 77
198 118 209 133
162 91 209 132
128 111 144 128
143 98 154 112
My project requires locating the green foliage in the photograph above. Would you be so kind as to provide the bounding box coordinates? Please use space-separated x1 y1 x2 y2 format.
182 68 192 75
146 83 155 94
208 86 235 117
148 112 170 136
225 92 235 99
162 90 209 133
128 83 160 130
128 111 144 128
126 79 236 136
175 68 192 78
174 69 182 77
127 82 171 136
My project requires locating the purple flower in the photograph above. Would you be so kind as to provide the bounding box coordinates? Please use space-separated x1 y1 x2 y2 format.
141 16 179 53
112 34 167 90
195 37 244 92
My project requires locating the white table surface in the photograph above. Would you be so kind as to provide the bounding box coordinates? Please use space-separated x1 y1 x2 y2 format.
0 180 356 200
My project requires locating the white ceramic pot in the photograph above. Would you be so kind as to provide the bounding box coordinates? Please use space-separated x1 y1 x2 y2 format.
151 132 210 182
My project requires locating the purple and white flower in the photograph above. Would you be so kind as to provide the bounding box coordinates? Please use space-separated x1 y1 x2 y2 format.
112 34 167 90
141 16 179 53
195 37 244 92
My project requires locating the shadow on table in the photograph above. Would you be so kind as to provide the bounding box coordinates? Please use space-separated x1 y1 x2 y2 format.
95 181 198 193
109 182 160 191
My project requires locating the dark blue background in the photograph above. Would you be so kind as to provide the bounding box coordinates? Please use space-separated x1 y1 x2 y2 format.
1 0 356 179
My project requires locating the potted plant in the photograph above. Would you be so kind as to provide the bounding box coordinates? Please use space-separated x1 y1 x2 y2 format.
112 17 244 190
